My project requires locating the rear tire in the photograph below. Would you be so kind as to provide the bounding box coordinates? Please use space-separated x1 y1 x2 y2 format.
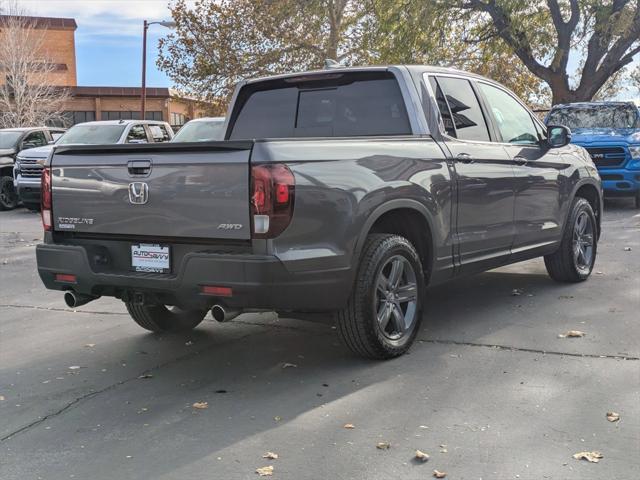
0 176 18 211
336 234 424 359
125 303 206 333
544 197 597 282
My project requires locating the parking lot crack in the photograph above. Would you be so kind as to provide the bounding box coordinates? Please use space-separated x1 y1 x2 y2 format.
419 338 639 360
0 328 267 443
0 304 128 316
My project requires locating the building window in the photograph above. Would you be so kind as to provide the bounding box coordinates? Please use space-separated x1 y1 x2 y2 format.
171 112 187 126
48 111 96 127
101 111 163 121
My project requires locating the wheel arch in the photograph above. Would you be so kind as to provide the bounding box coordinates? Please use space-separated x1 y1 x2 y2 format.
571 180 602 239
354 200 435 281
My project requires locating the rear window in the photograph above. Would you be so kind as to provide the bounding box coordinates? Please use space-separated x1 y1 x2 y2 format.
229 72 411 139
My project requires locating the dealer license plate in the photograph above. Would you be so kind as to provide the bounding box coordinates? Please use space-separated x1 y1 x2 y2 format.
131 244 170 273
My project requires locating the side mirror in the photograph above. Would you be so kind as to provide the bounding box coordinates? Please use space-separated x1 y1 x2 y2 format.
21 142 36 151
547 125 571 148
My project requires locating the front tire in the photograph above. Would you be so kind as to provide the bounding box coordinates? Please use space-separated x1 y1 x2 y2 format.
125 303 206 333
0 176 18 211
544 197 597 282
337 234 424 359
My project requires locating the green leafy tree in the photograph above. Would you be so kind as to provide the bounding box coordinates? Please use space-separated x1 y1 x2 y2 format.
157 0 368 103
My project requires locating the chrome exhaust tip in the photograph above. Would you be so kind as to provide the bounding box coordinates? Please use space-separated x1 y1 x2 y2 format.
211 304 241 322
64 291 98 308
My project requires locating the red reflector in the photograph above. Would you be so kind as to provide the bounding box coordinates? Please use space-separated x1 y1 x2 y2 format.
201 285 233 297
55 274 77 283
275 183 289 204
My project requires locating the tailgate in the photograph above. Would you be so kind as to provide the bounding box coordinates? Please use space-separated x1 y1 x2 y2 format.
50 142 253 240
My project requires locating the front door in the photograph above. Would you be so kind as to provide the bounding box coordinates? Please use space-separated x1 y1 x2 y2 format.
429 75 516 272
475 82 566 254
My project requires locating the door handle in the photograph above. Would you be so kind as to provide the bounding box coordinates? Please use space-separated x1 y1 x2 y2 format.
456 153 474 164
127 160 151 176
513 156 528 166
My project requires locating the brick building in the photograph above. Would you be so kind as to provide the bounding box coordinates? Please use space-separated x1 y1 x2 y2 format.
0 14 209 129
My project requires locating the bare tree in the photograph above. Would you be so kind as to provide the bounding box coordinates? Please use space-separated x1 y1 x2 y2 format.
0 6 69 127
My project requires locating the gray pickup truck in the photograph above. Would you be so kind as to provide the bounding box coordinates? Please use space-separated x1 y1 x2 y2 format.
36 66 602 359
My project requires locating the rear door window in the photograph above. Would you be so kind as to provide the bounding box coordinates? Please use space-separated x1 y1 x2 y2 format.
432 77 490 142
229 72 411 139
126 125 148 143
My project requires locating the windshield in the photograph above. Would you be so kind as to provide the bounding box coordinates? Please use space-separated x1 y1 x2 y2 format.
172 119 226 142
0 131 23 149
57 124 126 145
547 104 639 130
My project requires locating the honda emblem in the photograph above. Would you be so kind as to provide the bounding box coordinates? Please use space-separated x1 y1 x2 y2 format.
128 182 149 205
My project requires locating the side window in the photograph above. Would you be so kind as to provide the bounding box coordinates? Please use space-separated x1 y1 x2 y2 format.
126 125 148 143
478 83 538 145
149 125 171 142
22 131 47 148
428 76 456 137
434 77 490 142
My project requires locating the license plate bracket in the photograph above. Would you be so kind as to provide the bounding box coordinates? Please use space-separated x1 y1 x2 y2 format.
131 243 170 273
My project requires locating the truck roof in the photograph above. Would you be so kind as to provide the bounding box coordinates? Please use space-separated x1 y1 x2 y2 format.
75 120 169 126
245 64 494 85
551 101 637 109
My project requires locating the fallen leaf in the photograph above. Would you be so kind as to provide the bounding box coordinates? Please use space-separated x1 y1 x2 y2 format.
273 416 282 422
68 366 81 370
433 469 447 478
0 395 5 401
606 412 620 422
415 450 430 462
343 423 355 429
256 465 274 476
138 374 153 379
282 363 297 369
262 452 278 459
376 442 391 450
511 288 523 296
573 451 603 463
192 402 208 409
623 247 632 251
558 330 585 338
185 341 194 346
84 343 96 348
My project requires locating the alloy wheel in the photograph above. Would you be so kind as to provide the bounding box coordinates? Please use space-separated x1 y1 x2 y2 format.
374 255 418 340
573 211 594 274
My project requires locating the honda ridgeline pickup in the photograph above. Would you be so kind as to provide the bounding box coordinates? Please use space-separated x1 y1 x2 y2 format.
36 66 602 359
546 101 640 208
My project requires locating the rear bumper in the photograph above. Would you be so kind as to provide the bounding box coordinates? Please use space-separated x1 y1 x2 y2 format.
599 168 640 195
36 243 353 312
15 175 41 203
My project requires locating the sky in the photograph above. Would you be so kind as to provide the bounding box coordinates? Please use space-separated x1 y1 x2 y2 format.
20 0 182 88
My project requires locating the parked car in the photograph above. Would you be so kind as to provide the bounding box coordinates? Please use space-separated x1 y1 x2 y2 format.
36 66 602 359
0 127 65 210
171 117 226 142
545 101 640 208
14 120 173 211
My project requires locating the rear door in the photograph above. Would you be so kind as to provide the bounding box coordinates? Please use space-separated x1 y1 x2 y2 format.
428 75 516 271
50 142 253 240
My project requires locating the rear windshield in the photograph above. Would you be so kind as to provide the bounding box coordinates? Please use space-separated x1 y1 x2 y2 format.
546 104 639 130
229 72 411 139
57 124 126 145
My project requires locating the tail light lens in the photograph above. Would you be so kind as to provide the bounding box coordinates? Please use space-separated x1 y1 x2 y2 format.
41 167 52 231
250 163 295 238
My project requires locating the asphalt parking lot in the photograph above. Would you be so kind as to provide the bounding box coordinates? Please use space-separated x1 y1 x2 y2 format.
1 201 639 480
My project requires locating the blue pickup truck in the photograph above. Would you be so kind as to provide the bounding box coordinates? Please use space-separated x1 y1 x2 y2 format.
546 101 640 208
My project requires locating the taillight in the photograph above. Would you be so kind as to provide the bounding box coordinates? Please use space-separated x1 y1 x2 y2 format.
41 167 52 231
250 163 295 238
